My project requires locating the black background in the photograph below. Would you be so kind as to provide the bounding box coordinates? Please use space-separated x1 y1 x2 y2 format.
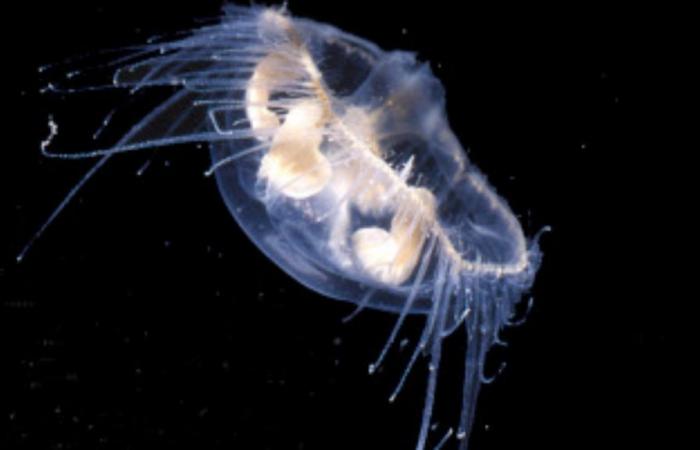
2 1 683 450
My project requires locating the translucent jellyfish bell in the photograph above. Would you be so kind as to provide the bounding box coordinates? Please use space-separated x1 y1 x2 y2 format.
24 5 548 450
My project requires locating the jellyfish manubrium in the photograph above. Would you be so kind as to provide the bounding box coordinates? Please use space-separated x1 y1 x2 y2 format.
25 5 548 450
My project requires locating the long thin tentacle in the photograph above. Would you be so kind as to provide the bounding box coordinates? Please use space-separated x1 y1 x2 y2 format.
369 234 437 375
18 88 192 261
388 255 450 402
414 273 451 450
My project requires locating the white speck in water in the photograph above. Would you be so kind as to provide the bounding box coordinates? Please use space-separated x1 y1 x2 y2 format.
136 159 152 177
40 82 56 94
92 109 117 140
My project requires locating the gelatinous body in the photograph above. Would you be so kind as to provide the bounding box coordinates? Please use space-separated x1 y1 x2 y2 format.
28 5 547 450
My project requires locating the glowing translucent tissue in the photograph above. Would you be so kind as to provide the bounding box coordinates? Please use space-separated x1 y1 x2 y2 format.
25 5 548 450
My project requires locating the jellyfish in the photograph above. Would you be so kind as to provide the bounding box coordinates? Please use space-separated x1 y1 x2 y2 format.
21 5 548 449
